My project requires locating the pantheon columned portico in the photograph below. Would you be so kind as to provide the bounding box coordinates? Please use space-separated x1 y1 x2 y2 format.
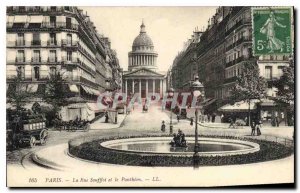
123 21 166 99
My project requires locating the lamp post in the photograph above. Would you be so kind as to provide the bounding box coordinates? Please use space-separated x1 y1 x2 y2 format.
168 88 175 134
190 76 205 168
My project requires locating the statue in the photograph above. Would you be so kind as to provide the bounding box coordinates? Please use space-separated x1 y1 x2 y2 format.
170 129 187 147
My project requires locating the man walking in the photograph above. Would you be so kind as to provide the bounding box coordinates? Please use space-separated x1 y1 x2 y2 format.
251 121 256 136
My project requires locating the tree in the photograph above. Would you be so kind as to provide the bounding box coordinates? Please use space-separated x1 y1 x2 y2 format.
43 72 68 118
230 62 267 125
274 60 294 104
7 77 32 111
273 59 294 125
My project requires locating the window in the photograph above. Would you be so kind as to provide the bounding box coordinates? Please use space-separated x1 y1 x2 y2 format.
33 50 40 62
49 50 56 62
50 67 56 75
67 51 72 61
66 17 72 29
17 50 25 62
265 66 272 79
67 34 72 44
49 33 56 45
17 33 24 46
50 16 56 27
17 66 25 80
19 6 25 12
32 33 40 45
64 6 71 11
278 66 285 77
33 66 40 80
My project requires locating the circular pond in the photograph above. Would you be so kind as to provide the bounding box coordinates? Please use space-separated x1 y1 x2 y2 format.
100 137 260 156
68 135 293 167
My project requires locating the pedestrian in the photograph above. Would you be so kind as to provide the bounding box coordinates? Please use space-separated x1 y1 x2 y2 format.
251 121 256 136
161 121 166 132
228 118 235 129
212 113 216 123
190 117 194 126
256 120 262 136
275 116 279 127
177 114 180 123
221 114 224 123
105 111 109 123
207 114 211 122
244 116 248 126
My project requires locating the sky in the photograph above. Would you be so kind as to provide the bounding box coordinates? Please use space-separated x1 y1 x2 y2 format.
79 7 217 72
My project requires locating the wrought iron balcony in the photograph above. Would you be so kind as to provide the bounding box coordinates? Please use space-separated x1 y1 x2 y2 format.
47 40 58 46
15 40 25 46
47 57 58 63
15 57 26 63
61 39 78 47
62 56 78 63
31 40 41 46
31 57 42 63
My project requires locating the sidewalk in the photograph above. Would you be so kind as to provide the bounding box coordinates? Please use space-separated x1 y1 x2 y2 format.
90 113 126 130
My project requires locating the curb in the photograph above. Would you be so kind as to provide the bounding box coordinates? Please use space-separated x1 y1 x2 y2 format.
89 114 127 130
31 154 62 171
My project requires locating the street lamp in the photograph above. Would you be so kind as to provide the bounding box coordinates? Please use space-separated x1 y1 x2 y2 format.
168 88 175 134
190 75 205 168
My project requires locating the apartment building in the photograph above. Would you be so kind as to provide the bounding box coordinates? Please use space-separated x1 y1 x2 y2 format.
6 6 121 121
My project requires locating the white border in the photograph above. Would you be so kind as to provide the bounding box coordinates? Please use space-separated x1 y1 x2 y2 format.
1 1 297 192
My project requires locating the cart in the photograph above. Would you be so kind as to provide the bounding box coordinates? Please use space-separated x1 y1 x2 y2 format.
9 113 48 148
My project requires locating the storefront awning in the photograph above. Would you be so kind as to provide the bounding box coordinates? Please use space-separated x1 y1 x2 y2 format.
81 85 92 95
200 98 212 105
91 88 100 95
68 103 87 109
218 100 257 112
87 102 101 112
27 84 38 93
7 16 14 23
202 98 217 107
260 99 276 107
14 15 27 23
69 84 79 93
29 16 43 23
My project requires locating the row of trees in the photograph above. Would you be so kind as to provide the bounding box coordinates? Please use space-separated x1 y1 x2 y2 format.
7 72 68 119
230 60 294 126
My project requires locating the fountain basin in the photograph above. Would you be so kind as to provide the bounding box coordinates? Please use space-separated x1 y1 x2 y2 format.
101 137 260 157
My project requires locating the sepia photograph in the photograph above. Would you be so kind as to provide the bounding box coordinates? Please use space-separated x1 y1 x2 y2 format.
5 3 295 188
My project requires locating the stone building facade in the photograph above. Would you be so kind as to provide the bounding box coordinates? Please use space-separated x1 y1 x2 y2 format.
6 6 122 121
167 6 293 124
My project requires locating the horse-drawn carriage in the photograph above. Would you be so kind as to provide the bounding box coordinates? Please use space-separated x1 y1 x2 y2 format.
7 110 48 149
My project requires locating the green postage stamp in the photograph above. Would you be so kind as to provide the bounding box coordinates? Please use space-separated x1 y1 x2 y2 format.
252 7 292 55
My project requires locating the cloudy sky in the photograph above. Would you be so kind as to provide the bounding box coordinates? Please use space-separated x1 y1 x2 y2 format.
79 7 217 72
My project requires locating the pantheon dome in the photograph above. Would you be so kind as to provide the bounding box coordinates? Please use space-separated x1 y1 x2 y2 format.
128 21 158 71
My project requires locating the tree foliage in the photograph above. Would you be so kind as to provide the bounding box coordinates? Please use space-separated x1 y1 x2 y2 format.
230 62 267 103
274 60 294 105
7 77 32 111
43 72 68 114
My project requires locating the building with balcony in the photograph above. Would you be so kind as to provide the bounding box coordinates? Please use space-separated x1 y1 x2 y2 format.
166 28 203 92
6 6 121 121
168 6 293 124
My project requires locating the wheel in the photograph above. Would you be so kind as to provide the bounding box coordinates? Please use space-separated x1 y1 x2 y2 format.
40 137 46 145
29 136 36 148
40 130 48 145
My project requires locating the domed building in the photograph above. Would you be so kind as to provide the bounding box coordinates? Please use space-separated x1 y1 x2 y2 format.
123 21 166 98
